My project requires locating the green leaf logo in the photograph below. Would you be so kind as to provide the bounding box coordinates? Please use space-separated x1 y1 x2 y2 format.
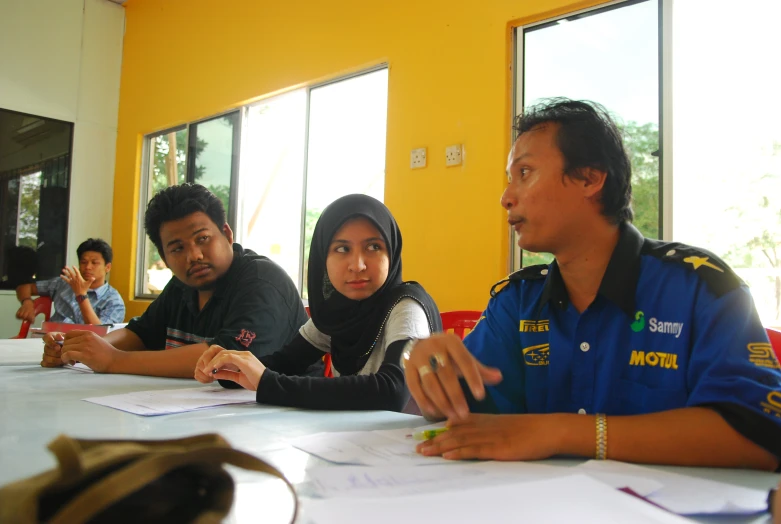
631 311 645 332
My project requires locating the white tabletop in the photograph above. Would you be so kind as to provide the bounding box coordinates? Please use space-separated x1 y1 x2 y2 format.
1 339 777 523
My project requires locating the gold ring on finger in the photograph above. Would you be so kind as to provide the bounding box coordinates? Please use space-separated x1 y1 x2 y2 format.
418 365 433 377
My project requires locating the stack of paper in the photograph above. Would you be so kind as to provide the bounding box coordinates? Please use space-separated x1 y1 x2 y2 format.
292 427 772 518
304 461 662 499
303 474 691 524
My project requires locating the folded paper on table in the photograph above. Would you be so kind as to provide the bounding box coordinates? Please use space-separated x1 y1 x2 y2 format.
82 385 276 416
576 460 770 515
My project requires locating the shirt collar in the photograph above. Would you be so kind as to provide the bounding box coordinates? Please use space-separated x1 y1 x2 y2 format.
88 282 110 299
536 222 644 318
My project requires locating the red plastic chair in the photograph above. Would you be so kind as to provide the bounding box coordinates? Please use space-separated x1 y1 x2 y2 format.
766 327 781 361
440 310 482 340
12 296 53 339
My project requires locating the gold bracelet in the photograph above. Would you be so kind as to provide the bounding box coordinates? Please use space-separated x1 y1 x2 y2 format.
595 413 608 460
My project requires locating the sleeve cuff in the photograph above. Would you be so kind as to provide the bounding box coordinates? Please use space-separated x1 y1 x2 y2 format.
703 401 781 465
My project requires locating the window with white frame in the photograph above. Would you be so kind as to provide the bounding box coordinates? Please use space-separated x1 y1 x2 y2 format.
513 0 781 326
238 67 388 297
514 0 660 269
138 67 388 299
136 112 240 297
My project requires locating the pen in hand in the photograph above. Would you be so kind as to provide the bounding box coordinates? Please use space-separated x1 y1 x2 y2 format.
410 427 449 441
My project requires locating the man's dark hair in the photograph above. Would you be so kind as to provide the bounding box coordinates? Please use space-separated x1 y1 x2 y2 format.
513 98 633 224
77 238 113 264
144 183 227 256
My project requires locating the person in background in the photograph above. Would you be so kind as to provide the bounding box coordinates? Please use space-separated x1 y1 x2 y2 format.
195 194 441 412
40 184 309 377
404 98 781 471
15 238 124 325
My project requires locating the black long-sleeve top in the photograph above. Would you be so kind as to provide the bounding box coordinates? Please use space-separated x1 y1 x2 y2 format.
253 334 410 411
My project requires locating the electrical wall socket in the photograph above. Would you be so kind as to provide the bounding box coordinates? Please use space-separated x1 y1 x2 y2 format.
410 147 427 169
445 144 463 166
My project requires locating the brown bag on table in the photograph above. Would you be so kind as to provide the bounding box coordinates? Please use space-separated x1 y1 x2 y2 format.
0 433 298 523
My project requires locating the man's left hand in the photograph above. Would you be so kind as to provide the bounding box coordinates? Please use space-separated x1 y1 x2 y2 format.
60 330 123 373
61 265 94 296
416 413 564 461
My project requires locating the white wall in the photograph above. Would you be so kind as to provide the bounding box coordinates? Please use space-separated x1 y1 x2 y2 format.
0 0 125 337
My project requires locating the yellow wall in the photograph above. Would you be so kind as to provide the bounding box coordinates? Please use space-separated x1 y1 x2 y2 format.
113 0 608 319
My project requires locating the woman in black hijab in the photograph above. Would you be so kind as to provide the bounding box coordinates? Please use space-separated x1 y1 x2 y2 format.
195 194 441 411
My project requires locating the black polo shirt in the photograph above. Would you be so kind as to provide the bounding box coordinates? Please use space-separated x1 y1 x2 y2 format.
126 243 308 358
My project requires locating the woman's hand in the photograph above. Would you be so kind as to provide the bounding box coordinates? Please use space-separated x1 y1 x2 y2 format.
194 344 266 390
404 333 502 421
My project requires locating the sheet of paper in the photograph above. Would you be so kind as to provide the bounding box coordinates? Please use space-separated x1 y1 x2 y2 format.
291 429 452 466
305 461 567 498
82 385 275 416
576 460 769 515
303 474 691 524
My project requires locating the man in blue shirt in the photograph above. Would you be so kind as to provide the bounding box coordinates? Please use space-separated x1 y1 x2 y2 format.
403 98 781 470
15 238 125 325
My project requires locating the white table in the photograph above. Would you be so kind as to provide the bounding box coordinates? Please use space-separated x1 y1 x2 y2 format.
1 339 778 523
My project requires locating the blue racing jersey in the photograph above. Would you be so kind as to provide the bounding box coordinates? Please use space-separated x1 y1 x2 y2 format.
464 223 781 459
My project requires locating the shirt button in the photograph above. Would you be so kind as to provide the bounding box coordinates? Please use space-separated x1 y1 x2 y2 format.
580 342 590 352
666 249 676 256
540 269 549 276
578 408 586 415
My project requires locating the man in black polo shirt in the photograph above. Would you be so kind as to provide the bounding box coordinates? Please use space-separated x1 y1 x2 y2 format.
41 184 308 378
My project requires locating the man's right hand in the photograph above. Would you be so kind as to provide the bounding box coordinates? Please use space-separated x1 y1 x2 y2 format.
41 332 66 367
404 333 502 422
16 301 36 323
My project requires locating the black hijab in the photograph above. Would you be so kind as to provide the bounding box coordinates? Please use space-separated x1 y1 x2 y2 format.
307 194 442 376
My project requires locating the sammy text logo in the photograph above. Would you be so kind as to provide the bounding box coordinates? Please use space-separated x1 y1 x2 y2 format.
648 317 684 339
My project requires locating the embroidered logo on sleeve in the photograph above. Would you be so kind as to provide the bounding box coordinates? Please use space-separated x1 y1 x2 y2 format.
761 391 781 419
235 329 257 348
747 343 780 370
683 255 724 273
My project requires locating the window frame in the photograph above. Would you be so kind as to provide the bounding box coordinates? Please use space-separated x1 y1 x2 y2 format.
297 64 389 292
510 0 667 271
0 107 75 287
135 65 388 300
235 64 389 294
135 109 242 299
